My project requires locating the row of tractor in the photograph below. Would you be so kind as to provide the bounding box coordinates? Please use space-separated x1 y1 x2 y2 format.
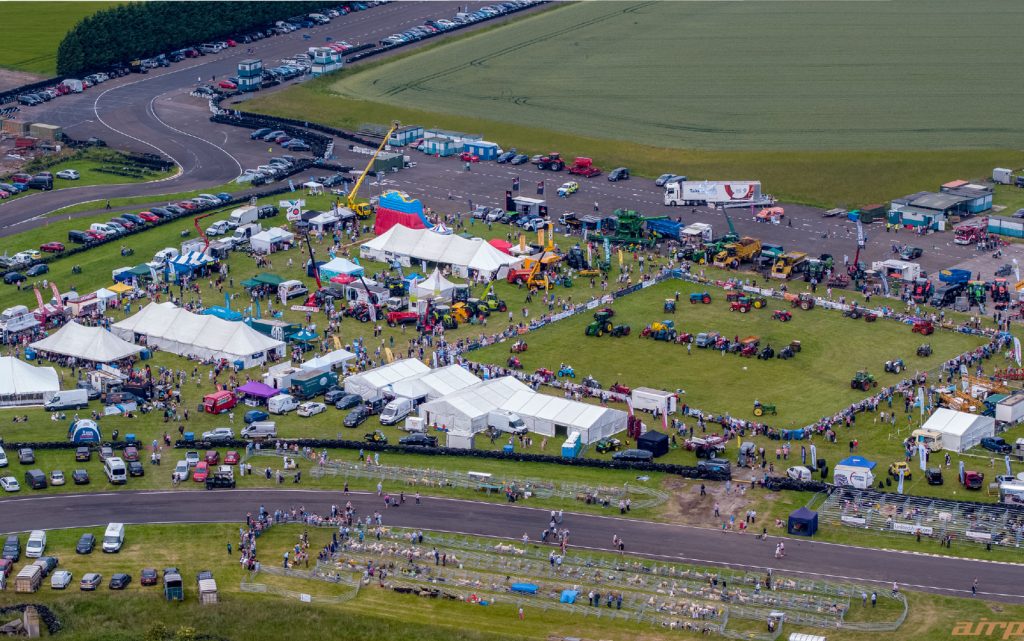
584 307 630 338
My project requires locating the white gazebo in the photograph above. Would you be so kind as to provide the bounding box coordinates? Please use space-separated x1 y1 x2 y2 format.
411 268 457 299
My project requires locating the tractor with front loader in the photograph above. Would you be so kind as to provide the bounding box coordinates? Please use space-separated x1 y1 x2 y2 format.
640 320 677 341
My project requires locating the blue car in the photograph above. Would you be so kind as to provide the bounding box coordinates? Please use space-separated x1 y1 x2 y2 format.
244 410 269 424
216 193 232 203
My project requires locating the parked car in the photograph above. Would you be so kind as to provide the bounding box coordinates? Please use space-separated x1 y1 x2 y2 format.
202 427 233 443
109 573 132 589
51 570 73 589
50 470 66 486
244 410 269 424
607 167 630 182
122 446 139 462
56 169 80 180
18 448 34 464
40 242 65 252
0 476 19 492
298 402 326 417
344 406 370 427
981 437 1011 453
128 461 145 477
76 533 96 554
26 264 49 277
224 450 240 465
612 449 653 463
140 568 158 586
193 461 209 482
333 394 362 410
204 450 220 465
73 469 90 485
399 434 438 447
75 447 91 462
80 572 102 590
899 246 923 260
3 271 26 285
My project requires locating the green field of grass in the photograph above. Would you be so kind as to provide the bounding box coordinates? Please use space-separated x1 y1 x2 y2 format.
330 1 1024 152
0 2 119 75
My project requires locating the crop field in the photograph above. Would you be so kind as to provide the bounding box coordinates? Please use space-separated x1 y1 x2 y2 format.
330 1 1024 152
0 2 119 75
472 279 985 426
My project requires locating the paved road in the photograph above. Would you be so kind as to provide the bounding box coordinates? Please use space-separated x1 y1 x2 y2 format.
0 489 1019 603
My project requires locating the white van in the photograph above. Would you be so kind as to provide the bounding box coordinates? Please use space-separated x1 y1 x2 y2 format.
153 247 179 265
268 394 298 415
380 398 413 426
173 460 189 482
487 409 527 435
44 389 89 411
787 466 812 482
104 457 127 485
102 523 125 553
241 421 277 439
89 223 116 237
278 280 308 300
0 446 7 467
25 530 46 558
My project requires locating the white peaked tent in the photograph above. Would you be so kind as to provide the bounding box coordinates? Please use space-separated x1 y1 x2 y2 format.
250 227 295 254
319 257 364 280
111 302 285 368
920 408 995 452
343 359 430 401
360 224 522 278
389 364 480 401
30 321 143 363
411 268 457 298
0 356 59 407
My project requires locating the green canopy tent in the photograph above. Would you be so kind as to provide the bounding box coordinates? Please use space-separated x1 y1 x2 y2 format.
253 273 284 286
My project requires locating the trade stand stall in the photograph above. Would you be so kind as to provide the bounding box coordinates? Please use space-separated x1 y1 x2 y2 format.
787 507 819 537
236 381 281 405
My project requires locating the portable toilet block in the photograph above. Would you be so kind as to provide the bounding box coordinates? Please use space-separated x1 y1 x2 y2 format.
561 431 582 458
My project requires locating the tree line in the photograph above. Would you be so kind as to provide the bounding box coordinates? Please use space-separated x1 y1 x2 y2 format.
57 2 328 76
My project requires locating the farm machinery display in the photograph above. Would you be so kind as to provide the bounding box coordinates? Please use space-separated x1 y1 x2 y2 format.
641 320 678 341
690 291 712 304
713 237 762 269
771 310 792 322
507 355 523 369
884 359 905 374
729 294 767 313
753 400 777 416
850 370 878 391
585 307 627 337
912 320 935 335
783 292 815 310
534 152 565 171
917 343 932 357
590 209 658 247
510 340 528 353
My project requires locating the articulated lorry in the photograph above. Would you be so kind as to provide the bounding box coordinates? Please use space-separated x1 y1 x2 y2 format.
664 181 762 207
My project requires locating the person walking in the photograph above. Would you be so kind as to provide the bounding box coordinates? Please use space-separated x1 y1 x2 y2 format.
971 578 978 596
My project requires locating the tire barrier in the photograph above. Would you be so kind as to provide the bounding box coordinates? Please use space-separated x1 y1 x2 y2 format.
0 604 62 635
171 437 731 481
762 477 829 493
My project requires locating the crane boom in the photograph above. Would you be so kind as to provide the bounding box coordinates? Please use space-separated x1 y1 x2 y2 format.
348 120 401 219
302 230 322 291
193 211 218 252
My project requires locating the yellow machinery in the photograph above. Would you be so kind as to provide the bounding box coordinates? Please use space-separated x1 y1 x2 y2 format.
348 120 401 219
771 251 808 280
713 237 761 269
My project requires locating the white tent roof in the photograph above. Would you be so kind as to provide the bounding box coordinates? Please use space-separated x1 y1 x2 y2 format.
301 348 357 371
411 268 457 298
345 359 430 393
361 225 522 273
320 257 363 276
923 408 994 437
30 321 143 362
0 356 59 396
111 302 284 361
309 211 339 225
502 390 614 430
94 287 117 300
390 364 480 400
420 376 530 419
250 227 295 244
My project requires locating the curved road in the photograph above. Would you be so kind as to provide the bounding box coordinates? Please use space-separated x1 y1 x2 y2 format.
0 489 1019 603
0 1 532 231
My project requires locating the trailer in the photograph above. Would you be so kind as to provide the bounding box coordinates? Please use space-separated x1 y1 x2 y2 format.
664 181 762 206
681 222 713 244
289 369 338 400
870 259 921 282
999 482 1024 506
630 387 677 414
15 565 42 593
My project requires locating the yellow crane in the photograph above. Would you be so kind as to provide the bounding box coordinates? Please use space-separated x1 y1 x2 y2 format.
348 120 401 219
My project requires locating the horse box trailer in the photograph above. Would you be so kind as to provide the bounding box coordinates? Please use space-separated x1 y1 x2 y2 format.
630 387 677 415
833 464 875 489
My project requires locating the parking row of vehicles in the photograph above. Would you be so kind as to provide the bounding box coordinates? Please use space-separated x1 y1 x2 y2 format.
378 2 538 47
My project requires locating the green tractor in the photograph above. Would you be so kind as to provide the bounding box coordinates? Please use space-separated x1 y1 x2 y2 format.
850 370 878 391
482 291 508 313
430 305 458 330
586 318 614 337
466 298 490 317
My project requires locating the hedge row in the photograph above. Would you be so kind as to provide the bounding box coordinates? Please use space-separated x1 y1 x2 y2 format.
56 2 332 76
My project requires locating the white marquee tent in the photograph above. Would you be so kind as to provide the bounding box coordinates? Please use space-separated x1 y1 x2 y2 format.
360 224 522 278
111 302 285 368
250 227 295 254
301 348 357 373
343 359 430 401
319 257 364 280
389 364 480 402
418 376 627 443
0 356 59 407
920 408 995 452
410 268 457 299
30 321 143 363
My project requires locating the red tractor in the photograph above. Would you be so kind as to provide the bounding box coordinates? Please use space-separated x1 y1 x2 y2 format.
675 332 694 344
507 355 523 369
534 368 555 383
566 156 601 178
912 320 935 335
771 310 792 322
730 300 752 313
609 383 631 395
534 153 565 171
510 340 528 353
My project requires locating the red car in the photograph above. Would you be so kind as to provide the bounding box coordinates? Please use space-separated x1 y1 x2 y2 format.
218 80 237 90
140 568 158 586
458 152 479 163
40 242 65 252
177 201 197 211
224 450 240 465
85 230 105 241
11 173 32 184
205 450 220 465
0 558 12 578
193 461 209 483
123 446 139 462
0 190 9 199
225 39 237 47
137 212 160 222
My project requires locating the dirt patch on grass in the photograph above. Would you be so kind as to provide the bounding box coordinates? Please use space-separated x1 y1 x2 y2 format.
0 68 45 92
661 477 784 529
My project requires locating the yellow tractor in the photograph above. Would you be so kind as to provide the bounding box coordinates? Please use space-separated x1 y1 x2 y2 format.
450 302 471 323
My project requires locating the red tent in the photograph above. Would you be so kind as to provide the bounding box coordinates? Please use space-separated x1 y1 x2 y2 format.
488 238 513 254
